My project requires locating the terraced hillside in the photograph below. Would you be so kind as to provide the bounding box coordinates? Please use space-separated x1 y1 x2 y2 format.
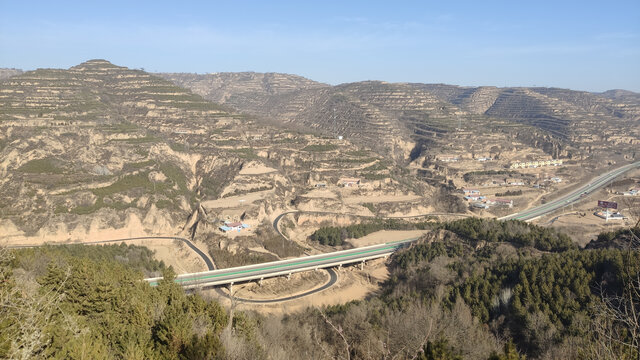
164 72 639 163
163 76 547 160
0 68 22 80
0 60 427 263
0 60 230 130
420 84 640 152
159 71 328 115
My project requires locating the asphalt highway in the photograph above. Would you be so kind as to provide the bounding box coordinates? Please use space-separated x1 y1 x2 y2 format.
500 161 640 221
145 238 416 288
213 268 338 304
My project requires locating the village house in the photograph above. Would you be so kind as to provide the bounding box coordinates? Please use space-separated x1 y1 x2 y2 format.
339 178 361 187
463 188 480 195
623 188 639 196
219 221 250 233
437 155 459 162
464 194 486 202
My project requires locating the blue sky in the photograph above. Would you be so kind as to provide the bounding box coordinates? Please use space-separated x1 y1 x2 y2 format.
1 0 639 91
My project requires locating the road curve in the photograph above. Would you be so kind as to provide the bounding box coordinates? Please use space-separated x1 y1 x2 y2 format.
500 161 640 222
7 236 216 271
213 268 338 304
145 239 416 289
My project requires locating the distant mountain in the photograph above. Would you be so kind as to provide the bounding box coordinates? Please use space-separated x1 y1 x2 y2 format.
419 84 640 139
158 71 328 114
161 73 639 160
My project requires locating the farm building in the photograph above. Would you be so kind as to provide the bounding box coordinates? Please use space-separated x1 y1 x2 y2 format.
219 221 250 232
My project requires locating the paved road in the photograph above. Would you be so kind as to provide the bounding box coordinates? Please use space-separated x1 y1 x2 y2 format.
213 268 338 304
500 161 640 221
145 238 416 289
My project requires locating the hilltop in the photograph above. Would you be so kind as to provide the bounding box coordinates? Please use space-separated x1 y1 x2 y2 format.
160 73 639 162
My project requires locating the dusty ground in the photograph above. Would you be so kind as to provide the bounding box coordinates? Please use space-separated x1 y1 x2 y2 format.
347 229 429 247
238 162 277 175
113 238 209 273
205 258 390 314
341 193 421 204
301 189 338 199
201 189 273 209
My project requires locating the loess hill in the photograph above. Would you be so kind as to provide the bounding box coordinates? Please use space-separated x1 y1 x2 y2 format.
161 73 640 164
0 60 423 257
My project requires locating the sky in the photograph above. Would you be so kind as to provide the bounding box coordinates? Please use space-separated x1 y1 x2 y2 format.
1 0 639 92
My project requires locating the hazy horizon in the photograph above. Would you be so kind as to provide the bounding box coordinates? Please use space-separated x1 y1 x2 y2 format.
1 0 639 92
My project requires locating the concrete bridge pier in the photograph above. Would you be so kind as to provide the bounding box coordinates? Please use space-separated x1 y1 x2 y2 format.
228 282 234 293
258 278 263 286
360 260 365 270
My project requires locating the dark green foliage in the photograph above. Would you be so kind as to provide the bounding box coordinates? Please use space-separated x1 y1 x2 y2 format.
495 190 523 197
586 226 639 249
309 219 429 246
362 172 388 180
17 157 65 174
12 243 166 278
257 224 304 258
454 249 637 350
419 338 463 360
463 170 513 182
379 219 640 358
2 245 228 359
394 241 464 269
442 218 574 252
302 144 338 152
488 342 526 360
91 172 152 197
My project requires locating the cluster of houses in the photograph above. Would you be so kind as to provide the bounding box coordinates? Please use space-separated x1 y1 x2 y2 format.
315 178 362 188
510 159 563 169
463 189 514 209
480 178 526 187
437 155 494 163
437 155 459 162
594 210 626 221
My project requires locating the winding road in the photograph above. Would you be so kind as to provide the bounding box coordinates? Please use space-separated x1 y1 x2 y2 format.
213 268 338 304
145 238 416 290
7 236 216 271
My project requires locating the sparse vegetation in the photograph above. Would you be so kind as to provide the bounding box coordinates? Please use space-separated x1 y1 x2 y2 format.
310 219 430 246
17 158 64 174
495 190 523 197
302 144 338 152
